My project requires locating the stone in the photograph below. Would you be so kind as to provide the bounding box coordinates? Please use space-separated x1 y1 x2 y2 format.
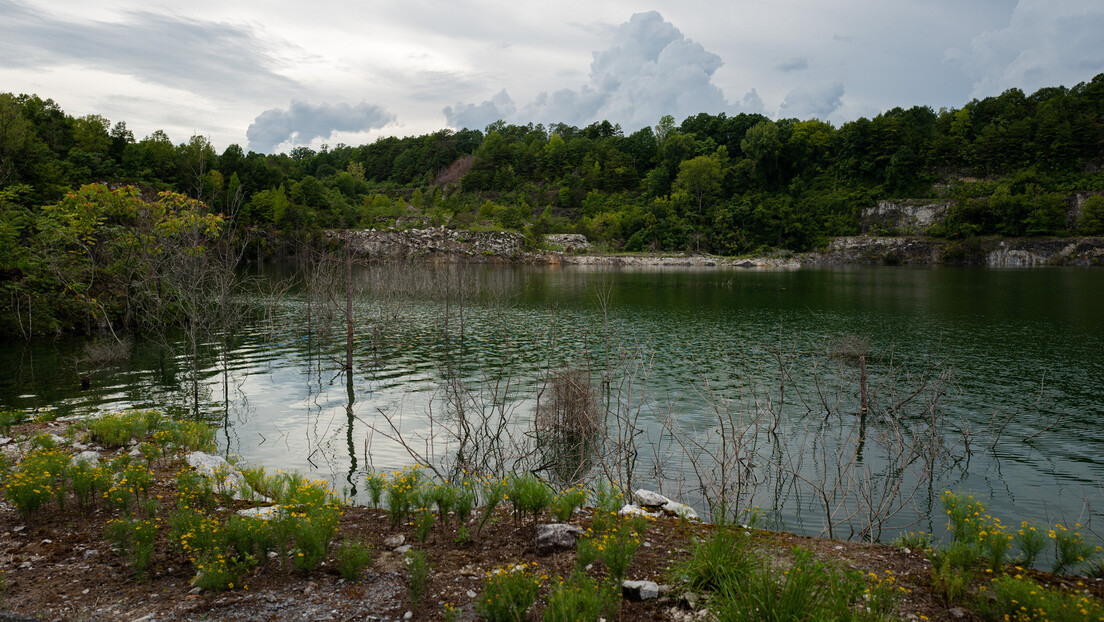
0 436 12 445
618 504 660 518
948 607 968 619
534 523 584 554
71 450 101 465
383 535 405 549
237 506 280 520
394 545 411 554
633 489 669 507
622 579 661 601
185 452 264 501
631 489 700 521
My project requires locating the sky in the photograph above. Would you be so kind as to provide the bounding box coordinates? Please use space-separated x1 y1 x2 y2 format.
2 0 1102 154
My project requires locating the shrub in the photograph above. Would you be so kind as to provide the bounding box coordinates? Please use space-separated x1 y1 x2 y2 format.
543 571 619 622
405 548 430 607
105 517 158 579
476 563 543 622
551 486 587 522
670 523 758 593
974 574 1104 621
335 539 373 581
506 473 553 523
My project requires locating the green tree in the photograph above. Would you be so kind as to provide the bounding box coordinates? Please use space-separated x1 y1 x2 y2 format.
675 153 724 221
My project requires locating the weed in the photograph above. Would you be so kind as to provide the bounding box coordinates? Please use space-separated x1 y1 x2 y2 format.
1051 523 1097 575
0 409 29 435
974 573 1104 621
476 563 543 622
405 548 430 607
1013 521 1048 568
710 547 895 622
413 506 436 543
386 466 423 529
335 539 373 581
891 531 933 553
551 485 587 522
543 571 619 622
366 471 385 508
506 473 553 524
478 478 508 533
105 517 158 580
670 523 758 593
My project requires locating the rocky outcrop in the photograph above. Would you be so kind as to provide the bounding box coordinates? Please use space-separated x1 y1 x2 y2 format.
862 200 950 235
332 228 1104 268
336 228 523 262
809 236 1104 267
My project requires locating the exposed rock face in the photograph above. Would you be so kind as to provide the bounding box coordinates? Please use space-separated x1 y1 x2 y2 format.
544 234 592 253
810 236 1104 266
336 228 523 262
862 201 949 235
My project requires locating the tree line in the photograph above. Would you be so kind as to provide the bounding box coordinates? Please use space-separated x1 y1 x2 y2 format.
1 75 1103 335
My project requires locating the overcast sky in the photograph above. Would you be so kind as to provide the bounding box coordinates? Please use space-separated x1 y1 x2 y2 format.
2 0 1102 154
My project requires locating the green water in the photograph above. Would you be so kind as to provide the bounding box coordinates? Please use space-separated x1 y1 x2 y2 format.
2 264 1102 540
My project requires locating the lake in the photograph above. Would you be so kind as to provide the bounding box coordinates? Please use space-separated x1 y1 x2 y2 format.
2 263 1102 541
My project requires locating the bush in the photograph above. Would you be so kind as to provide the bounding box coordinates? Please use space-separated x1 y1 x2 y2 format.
335 539 373 581
543 571 619 622
476 563 543 622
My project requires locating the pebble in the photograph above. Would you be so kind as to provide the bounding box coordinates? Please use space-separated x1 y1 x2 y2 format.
404 612 413 620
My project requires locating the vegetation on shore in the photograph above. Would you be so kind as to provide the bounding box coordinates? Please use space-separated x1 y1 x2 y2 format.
2 74 1104 336
1 409 1102 620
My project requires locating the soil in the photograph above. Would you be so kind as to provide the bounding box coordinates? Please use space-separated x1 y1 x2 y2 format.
2 421 1102 621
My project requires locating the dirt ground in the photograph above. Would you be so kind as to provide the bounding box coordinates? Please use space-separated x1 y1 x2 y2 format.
2 422 1101 621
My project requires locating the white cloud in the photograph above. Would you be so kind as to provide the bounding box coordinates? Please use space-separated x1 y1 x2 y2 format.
247 101 395 153
445 11 747 132
779 82 845 120
948 0 1104 98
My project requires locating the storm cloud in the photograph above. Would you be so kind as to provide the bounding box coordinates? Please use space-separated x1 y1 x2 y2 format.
246 101 396 153
947 0 1104 98
0 0 296 97
778 82 845 120
444 11 760 132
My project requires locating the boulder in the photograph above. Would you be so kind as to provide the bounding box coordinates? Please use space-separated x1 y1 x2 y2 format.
185 452 260 501
534 523 584 554
631 489 700 521
70 450 101 465
622 579 662 601
237 506 280 520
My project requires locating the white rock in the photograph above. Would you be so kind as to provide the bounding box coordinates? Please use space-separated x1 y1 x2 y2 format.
237 506 280 520
185 452 263 501
71 450 101 465
622 580 661 600
633 489 669 507
661 500 699 521
618 504 661 518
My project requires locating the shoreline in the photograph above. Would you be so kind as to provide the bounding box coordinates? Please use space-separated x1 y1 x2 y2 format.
334 228 1104 268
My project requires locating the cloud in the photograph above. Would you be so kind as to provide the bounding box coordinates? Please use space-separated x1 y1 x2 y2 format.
444 11 746 132
442 89 517 132
778 82 845 119
0 0 296 97
776 57 808 73
947 0 1104 98
247 101 395 153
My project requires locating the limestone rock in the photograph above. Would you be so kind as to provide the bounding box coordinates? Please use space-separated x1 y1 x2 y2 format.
618 504 661 518
185 452 260 501
237 506 280 520
631 489 700 521
71 450 101 465
534 523 584 554
622 579 662 601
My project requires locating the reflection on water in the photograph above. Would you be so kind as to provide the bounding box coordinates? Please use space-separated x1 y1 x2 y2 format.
1 264 1102 540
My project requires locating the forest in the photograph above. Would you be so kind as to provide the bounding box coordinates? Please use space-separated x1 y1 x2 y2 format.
1 74 1104 335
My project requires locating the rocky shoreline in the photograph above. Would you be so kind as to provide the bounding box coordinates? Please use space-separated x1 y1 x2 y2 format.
332 228 1104 268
